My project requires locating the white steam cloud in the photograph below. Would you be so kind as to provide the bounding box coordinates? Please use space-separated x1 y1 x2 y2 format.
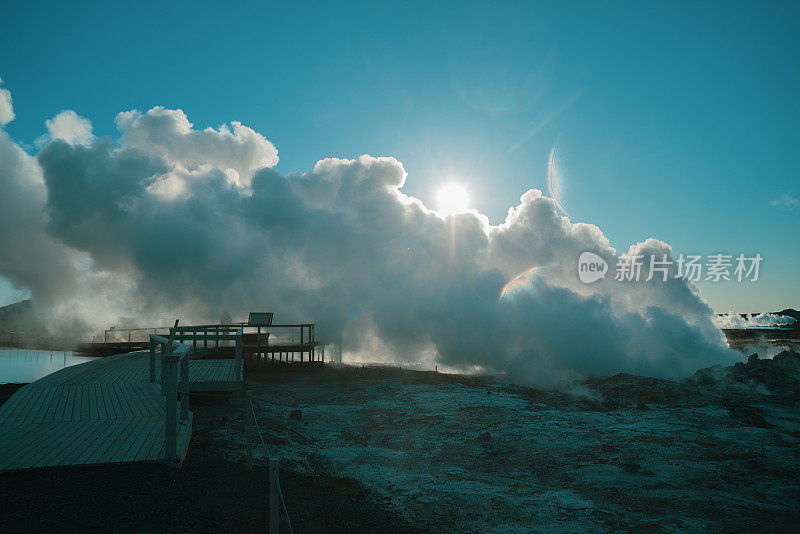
44 110 95 146
0 77 14 126
0 84 740 385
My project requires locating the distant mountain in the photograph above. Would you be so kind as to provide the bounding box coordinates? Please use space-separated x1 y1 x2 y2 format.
775 308 800 323
0 300 47 333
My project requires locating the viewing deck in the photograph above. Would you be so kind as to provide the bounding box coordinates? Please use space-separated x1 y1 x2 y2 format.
0 344 240 471
0 316 324 472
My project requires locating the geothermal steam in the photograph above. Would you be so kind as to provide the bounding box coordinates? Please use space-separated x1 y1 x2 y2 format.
0 94 739 384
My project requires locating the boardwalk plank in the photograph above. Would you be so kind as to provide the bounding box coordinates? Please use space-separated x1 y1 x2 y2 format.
126 417 161 462
109 416 151 463
43 386 65 423
80 384 90 420
0 388 34 426
74 418 130 465
20 388 48 426
70 385 81 421
3 420 80 470
0 352 239 471
84 417 140 465
0 424 44 463
43 419 110 468
0 393 24 426
32 386 59 424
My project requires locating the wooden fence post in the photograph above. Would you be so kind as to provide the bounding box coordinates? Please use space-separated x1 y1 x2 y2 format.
245 391 252 470
165 359 177 461
180 353 189 421
149 338 156 382
235 332 242 382
270 458 280 534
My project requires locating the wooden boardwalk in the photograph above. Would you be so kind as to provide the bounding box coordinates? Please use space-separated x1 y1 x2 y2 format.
0 351 241 472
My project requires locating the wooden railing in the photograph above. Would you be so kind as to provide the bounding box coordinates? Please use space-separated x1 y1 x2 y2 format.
105 326 173 343
106 323 315 345
175 322 315 346
148 326 244 383
149 333 191 462
169 326 243 382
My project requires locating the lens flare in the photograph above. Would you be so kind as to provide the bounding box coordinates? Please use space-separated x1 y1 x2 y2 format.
498 266 539 302
547 144 570 217
437 183 470 216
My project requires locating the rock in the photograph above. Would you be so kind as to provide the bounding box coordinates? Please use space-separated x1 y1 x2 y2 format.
476 431 492 443
289 409 302 421
724 402 774 429
620 461 641 474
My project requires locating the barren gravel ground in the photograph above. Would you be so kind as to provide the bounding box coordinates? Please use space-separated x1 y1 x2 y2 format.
205 357 800 533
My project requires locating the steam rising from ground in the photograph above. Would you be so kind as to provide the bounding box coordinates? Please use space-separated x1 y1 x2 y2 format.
714 312 796 329
0 88 739 384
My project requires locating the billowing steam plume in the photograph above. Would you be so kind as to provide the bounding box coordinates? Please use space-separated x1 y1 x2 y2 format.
0 85 739 384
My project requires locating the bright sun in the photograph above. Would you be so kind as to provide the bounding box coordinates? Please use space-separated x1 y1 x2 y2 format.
436 183 470 216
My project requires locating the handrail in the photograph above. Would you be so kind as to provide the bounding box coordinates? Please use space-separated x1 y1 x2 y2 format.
168 326 243 382
149 333 191 462
105 322 317 348
149 326 244 383
105 326 173 343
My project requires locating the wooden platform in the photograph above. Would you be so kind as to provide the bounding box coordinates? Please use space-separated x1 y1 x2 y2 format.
75 341 151 356
0 352 241 471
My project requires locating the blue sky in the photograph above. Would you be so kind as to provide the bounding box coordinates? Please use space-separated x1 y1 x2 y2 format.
1 0 798 311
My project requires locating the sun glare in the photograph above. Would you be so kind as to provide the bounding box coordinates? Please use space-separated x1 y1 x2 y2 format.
436 183 470 216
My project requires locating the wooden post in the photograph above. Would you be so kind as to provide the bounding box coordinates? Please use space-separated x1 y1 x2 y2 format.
149 338 156 382
165 359 177 461
270 459 280 534
245 391 252 470
161 345 167 392
235 331 242 382
180 353 189 421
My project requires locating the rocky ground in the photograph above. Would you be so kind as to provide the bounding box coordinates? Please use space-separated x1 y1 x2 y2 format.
202 351 800 532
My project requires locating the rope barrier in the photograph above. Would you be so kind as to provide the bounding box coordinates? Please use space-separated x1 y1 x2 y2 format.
248 396 293 534
186 389 294 532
